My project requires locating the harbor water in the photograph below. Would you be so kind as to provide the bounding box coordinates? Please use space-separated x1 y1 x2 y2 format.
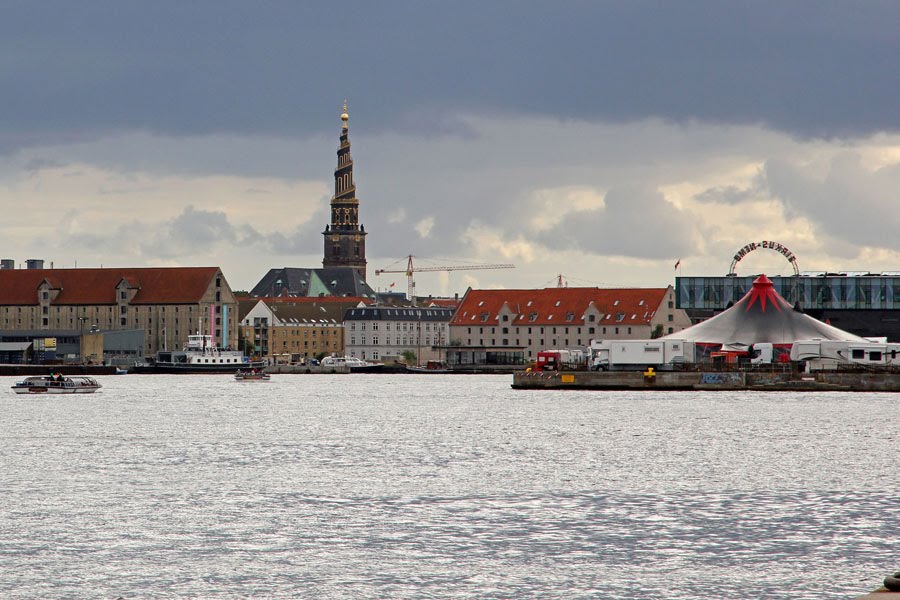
1 374 897 599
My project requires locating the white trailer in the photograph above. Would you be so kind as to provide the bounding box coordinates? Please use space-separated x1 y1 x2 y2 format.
590 339 695 371
790 339 900 371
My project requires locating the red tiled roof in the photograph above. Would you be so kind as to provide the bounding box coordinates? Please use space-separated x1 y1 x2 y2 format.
450 287 669 327
258 296 373 305
0 267 222 305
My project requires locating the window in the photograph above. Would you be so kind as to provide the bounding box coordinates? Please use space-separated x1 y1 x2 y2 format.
668 314 674 322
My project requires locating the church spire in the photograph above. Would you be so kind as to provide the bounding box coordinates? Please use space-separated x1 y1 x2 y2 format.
323 101 367 279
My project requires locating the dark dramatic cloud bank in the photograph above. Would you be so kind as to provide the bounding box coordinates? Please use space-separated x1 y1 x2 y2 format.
2 0 899 152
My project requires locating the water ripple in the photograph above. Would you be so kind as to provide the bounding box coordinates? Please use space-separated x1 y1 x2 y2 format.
0 375 897 598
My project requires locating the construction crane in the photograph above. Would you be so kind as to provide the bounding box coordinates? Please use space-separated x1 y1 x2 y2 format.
375 255 515 305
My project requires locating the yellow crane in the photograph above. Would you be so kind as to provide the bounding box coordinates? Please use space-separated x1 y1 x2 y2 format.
375 255 515 305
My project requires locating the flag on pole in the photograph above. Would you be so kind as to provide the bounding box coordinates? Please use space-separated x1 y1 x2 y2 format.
674 259 681 271
389 282 395 288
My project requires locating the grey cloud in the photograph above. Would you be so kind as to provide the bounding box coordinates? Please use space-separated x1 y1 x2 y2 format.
266 208 330 256
65 206 263 260
537 186 697 259
763 154 900 248
693 184 759 205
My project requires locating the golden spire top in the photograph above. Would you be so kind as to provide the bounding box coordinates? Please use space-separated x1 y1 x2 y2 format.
341 99 349 126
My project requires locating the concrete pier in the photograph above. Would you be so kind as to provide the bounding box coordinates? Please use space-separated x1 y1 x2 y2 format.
511 369 900 392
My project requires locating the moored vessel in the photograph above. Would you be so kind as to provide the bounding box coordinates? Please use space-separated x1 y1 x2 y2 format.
133 334 264 374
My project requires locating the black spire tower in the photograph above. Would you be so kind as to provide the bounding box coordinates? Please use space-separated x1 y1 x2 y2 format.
322 101 367 279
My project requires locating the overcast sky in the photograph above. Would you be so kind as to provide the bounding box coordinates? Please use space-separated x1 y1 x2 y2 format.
2 1 899 295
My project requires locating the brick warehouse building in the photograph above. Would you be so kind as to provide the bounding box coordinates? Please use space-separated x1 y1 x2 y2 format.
0 266 238 361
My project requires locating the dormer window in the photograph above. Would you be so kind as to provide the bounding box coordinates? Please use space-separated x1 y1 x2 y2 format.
120 291 127 300
566 312 574 322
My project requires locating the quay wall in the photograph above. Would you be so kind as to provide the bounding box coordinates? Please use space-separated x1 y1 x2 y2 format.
511 369 900 392
0 364 118 376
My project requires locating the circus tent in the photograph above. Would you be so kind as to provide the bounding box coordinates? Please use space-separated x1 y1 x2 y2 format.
665 274 868 347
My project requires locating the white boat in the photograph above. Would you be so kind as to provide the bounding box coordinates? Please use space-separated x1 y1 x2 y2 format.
135 334 265 374
12 375 102 394
320 356 383 372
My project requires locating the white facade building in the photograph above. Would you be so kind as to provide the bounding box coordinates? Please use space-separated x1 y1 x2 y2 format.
343 306 453 364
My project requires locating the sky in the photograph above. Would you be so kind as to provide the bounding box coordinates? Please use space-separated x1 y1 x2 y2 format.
2 1 900 296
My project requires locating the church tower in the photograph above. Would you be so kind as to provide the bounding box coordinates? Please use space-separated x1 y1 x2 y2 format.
322 101 367 279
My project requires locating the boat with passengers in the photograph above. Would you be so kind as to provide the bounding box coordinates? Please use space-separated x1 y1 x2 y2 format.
234 368 271 381
11 374 103 394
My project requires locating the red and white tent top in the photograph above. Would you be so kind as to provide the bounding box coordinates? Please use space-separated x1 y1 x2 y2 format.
665 274 869 346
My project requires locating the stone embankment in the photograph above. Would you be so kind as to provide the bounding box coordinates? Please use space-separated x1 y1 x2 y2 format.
267 364 351 374
0 364 118 376
512 369 900 392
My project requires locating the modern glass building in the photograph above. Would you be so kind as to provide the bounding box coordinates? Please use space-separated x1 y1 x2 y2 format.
677 274 900 310
676 273 900 341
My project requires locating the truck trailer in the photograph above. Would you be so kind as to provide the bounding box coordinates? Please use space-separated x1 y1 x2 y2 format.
589 339 695 371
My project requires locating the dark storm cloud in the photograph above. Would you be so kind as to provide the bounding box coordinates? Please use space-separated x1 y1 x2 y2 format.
2 0 899 153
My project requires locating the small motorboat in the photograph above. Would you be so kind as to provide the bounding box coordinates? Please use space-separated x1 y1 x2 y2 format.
12 374 103 395
234 369 271 381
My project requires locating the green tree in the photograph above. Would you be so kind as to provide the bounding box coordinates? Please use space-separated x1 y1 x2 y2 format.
400 350 417 364
650 324 664 339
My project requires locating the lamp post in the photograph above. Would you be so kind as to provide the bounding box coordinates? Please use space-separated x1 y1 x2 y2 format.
78 316 88 363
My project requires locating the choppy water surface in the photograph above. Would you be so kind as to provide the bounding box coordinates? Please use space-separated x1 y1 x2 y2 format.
1 374 898 599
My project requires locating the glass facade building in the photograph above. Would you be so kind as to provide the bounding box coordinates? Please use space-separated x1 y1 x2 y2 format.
676 275 900 311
